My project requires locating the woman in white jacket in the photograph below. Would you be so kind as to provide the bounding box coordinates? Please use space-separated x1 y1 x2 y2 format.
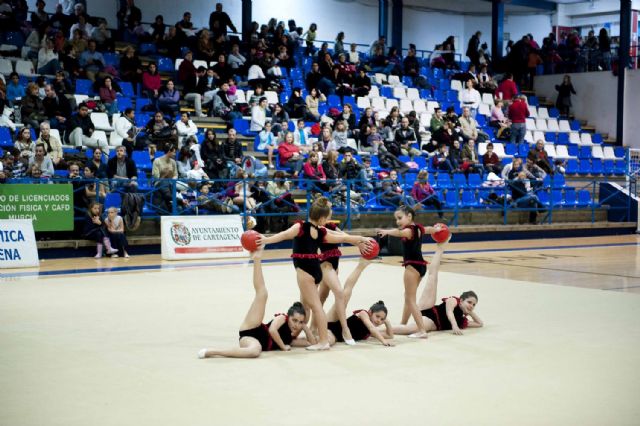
175 112 198 146
458 79 481 119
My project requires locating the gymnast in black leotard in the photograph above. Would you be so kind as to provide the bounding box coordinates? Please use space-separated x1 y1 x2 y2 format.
393 239 483 337
198 249 316 359
377 206 442 339
259 197 375 351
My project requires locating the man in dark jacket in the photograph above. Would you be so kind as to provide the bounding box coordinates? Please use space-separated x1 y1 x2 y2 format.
117 0 142 31
107 145 138 191
508 171 546 224
69 103 109 153
466 31 481 67
208 3 237 37
393 116 421 157
43 84 71 133
183 66 208 117
222 128 243 174
338 151 372 192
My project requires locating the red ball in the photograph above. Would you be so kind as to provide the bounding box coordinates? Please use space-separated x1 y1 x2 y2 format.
360 240 380 260
431 223 451 244
241 230 261 252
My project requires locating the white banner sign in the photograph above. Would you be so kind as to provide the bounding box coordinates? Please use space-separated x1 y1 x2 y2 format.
0 219 39 268
161 215 248 260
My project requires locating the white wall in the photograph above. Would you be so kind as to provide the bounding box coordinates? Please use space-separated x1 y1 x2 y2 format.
623 69 640 149
535 71 618 140
403 10 464 52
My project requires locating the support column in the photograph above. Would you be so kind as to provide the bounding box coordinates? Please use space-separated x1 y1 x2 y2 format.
617 0 631 146
491 0 504 61
379 0 389 40
391 0 403 50
241 0 252 43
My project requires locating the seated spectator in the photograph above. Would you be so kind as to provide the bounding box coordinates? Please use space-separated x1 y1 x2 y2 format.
305 88 326 121
305 62 335 96
483 142 503 175
339 150 372 193
257 122 278 169
14 128 36 160
227 169 256 211
250 97 269 132
105 207 130 258
507 171 546 224
183 66 207 118
175 112 198 146
369 46 394 75
222 128 244 175
433 144 454 173
70 14 93 39
380 169 415 208
120 46 143 94
177 50 196 85
196 29 216 62
145 111 178 152
322 149 340 191
228 44 247 74
36 121 64 169
333 120 356 154
477 65 497 94
490 99 510 130
107 146 138 191
177 146 193 178
82 163 107 207
152 145 178 180
142 63 162 108
527 140 553 175
99 77 119 116
212 82 242 122
212 54 233 83
459 107 488 142
28 143 54 178
285 87 309 119
348 43 360 66
6 73 25 102
79 39 105 81
303 151 329 193
21 83 46 130
91 19 114 52
271 103 290 136
158 80 180 116
449 140 463 170
153 167 183 214
37 37 61 75
69 104 108 153
430 108 445 133
524 157 547 184
458 80 481 118
89 147 109 179
319 126 337 153
277 131 304 177
42 84 71 133
360 124 384 154
461 139 481 169
394 116 422 157
292 119 311 150
411 170 444 218
353 68 371 98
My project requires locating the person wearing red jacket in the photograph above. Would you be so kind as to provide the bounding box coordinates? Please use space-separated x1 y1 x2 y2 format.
495 73 518 101
278 131 304 177
508 95 529 145
303 151 329 193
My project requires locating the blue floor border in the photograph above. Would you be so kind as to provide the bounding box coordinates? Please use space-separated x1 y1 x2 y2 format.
2 241 638 280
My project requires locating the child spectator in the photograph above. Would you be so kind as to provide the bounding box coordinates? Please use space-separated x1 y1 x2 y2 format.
84 202 119 258
105 207 130 258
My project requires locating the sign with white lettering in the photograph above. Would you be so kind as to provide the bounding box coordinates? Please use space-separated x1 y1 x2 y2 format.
0 184 73 231
160 215 248 260
0 219 39 268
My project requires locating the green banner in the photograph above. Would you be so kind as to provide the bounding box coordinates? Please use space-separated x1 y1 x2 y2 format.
0 184 74 231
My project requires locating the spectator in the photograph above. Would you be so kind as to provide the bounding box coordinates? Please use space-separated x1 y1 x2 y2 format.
85 202 120 258
117 0 142 31
31 0 48 28
82 163 107 207
250 97 268 132
459 107 488 142
150 15 166 44
598 28 611 71
360 123 384 154
6 73 25 102
158 80 180 116
293 119 311 150
91 19 114 52
142 63 162 108
43 84 71 133
393 116 421 157
271 103 290 136
106 145 138 192
466 31 482 67
28 143 54 178
175 112 198 146
19 83 45 130
120 46 143 94
212 82 242 122
277 131 304 177
37 37 61 75
369 35 386 57
209 2 236 37
177 51 196 85
200 130 225 180
555 75 576 117
495 73 518 102
305 88 326 121
483 142 503 175
348 43 360 66
333 120 356 154
527 140 553 175
105 207 130 258
228 44 247 74
70 14 93 39
449 139 462 170
79 39 104 81
411 170 444 218
14 128 35 160
507 95 529 145
89 147 109 178
380 169 414 208
50 4 72 34
353 68 371 97
304 23 318 56
302 151 329 193
99 76 119 116
433 144 454 173
459 80 481 118
460 140 484 175
319 126 337 153
36 121 64 169
524 157 547 183
477 65 497 94
339 150 372 192
112 108 138 157
145 111 178 152
490 99 510 131
255 122 277 169
223 128 243 174
285 87 308 119
152 145 178 179
184 66 208 118
430 107 445 134
507 171 546 224
305 62 335 96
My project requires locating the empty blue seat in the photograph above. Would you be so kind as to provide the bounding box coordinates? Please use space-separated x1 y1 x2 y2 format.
591 159 603 175
552 174 566 188
557 133 569 145
132 150 152 171
117 97 133 112
461 189 479 207
380 86 393 98
528 96 539 106
104 192 122 210
576 190 592 207
433 90 444 102
413 156 427 169
439 80 451 91
0 128 11 147
103 52 119 67
548 108 560 118
468 173 482 188
445 190 458 206
570 120 581 131
446 90 458 103
327 94 341 107
545 132 557 143
563 188 576 206
139 43 157 55
603 159 614 175
157 57 174 73
5 31 25 48
135 113 150 127
505 143 517 156
233 119 251 135
567 145 579 157
538 191 550 206
578 160 591 175
578 146 592 159
137 171 151 191
518 143 529 157
613 160 626 175
452 173 466 188
75 79 92 95
119 82 135 98
566 159 579 174
551 189 563 206
436 174 452 189
614 147 626 158
403 173 417 188
591 133 603 144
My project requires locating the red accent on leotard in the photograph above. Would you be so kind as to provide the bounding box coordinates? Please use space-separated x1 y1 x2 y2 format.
320 248 342 261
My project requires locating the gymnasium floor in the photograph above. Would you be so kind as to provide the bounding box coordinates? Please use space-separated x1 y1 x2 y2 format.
1 235 639 426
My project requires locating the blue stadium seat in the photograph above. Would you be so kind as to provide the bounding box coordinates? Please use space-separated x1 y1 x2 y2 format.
137 171 151 191
578 159 591 175
327 94 341 108
538 191 550 206
380 86 393 98
591 159 603 175
445 190 458 206
461 189 479 207
578 146 592 159
467 173 482 188
591 133 603 144
545 132 557 143
614 147 625 158
551 189 563 206
576 190 592 207
5 31 25 48
135 114 150 127
565 159 578 174
563 188 577 207
75 79 92 95
119 82 135 98
505 143 517 156
568 145 579 157
0 128 12 148
528 96 539 107
104 192 122 210
552 174 565 188
518 143 529 157
436 173 452 189
603 159 614 176
452 173 466 188
613 160 626 175
117 97 133 112
413 156 427 169
446 91 458 103
440 80 451 91
135 98 151 113
132 150 152 171
548 108 560 118
233 119 252 136
139 43 157 55
403 172 417 188
157 57 174 73
570 120 581 131
103 52 119 67
557 133 569 145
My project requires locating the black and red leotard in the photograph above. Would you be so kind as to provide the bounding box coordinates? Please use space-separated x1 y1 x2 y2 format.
291 220 325 284
319 222 341 271
401 223 428 277
420 297 468 331
238 313 294 351
327 310 372 342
